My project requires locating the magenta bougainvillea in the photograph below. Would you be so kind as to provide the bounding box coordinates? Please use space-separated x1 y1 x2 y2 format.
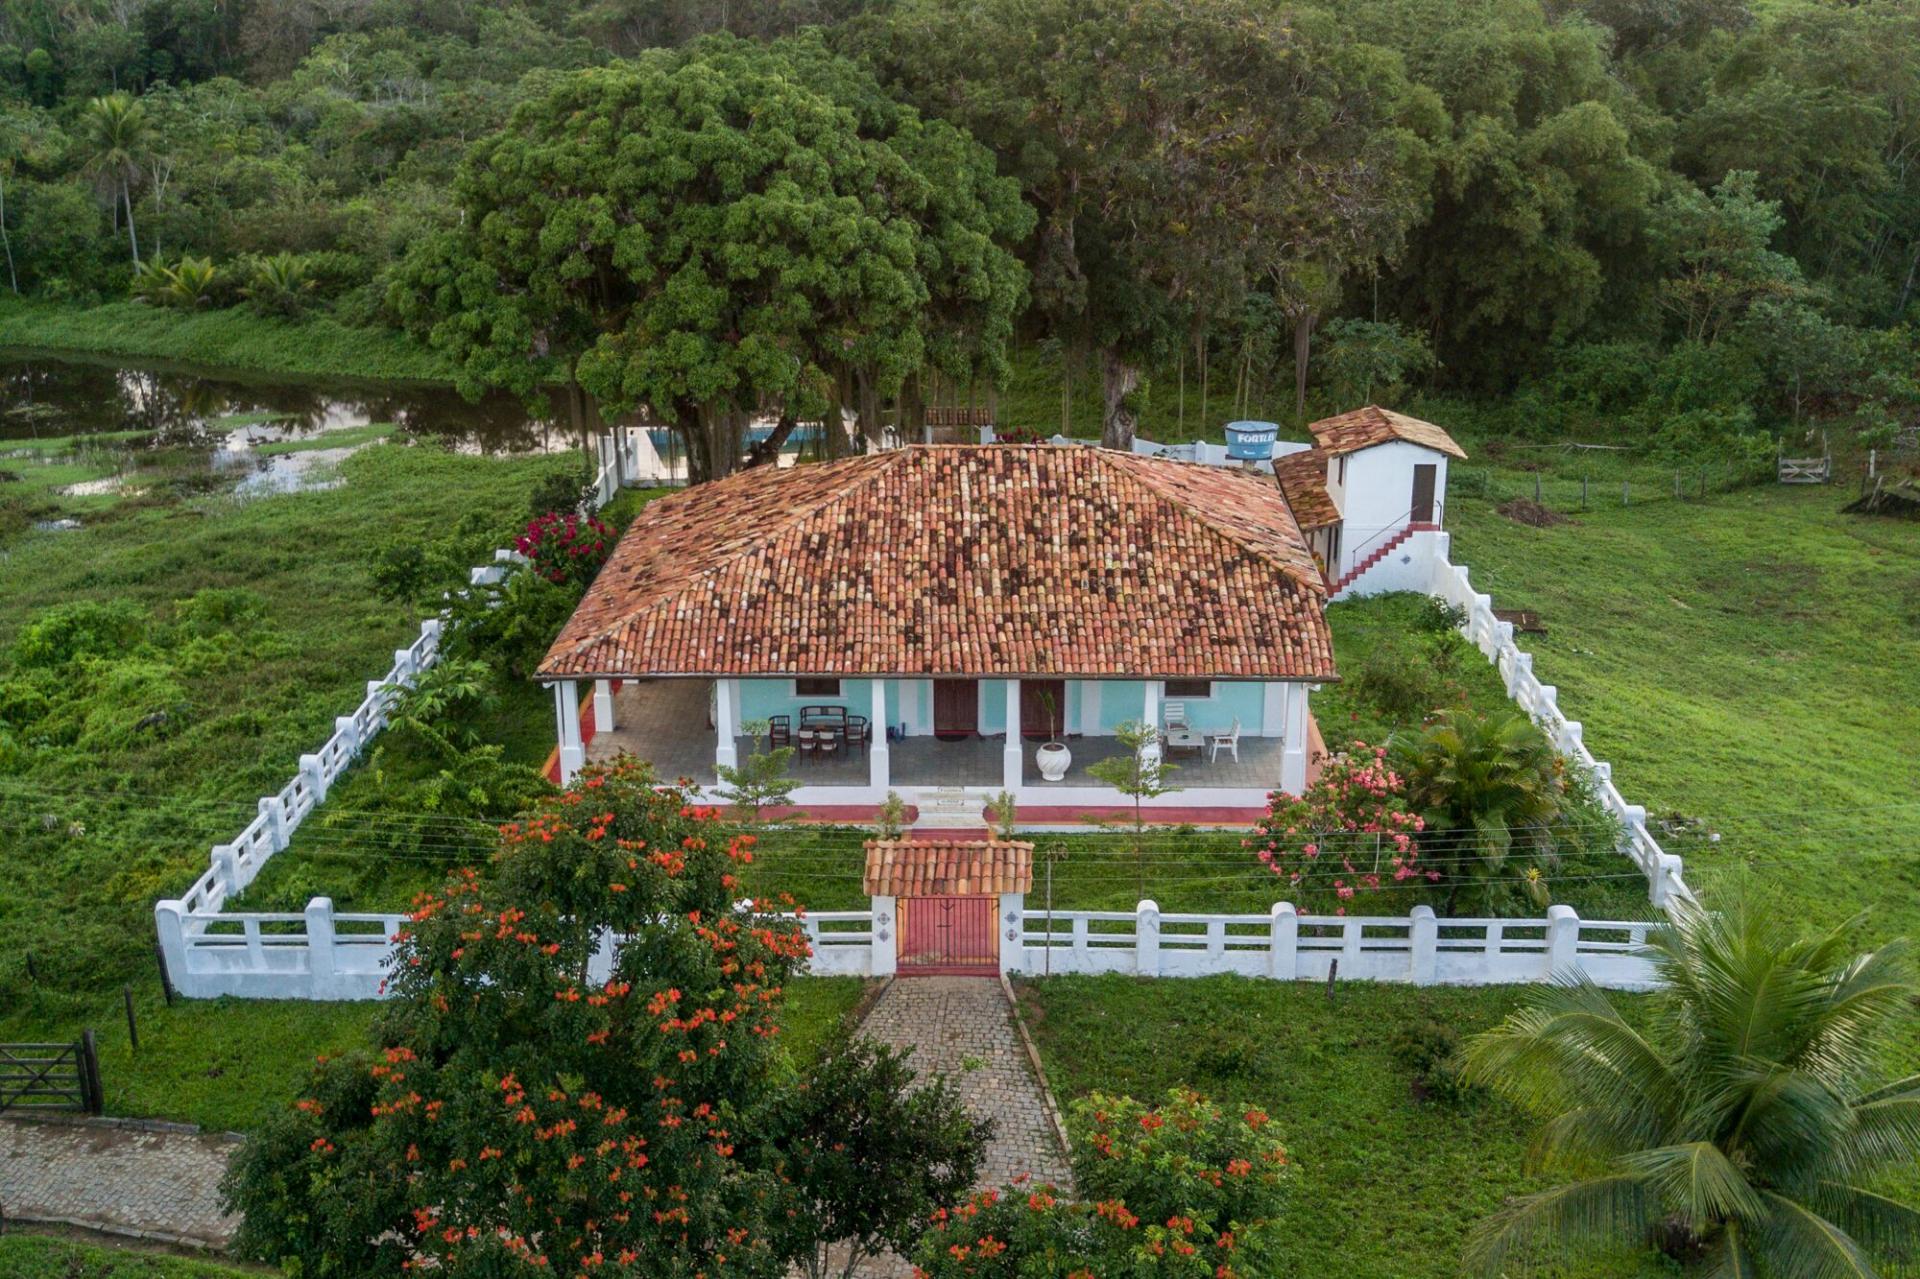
515 511 612 586
1246 742 1432 911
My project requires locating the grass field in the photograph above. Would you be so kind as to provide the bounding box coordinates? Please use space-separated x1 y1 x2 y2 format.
0 300 453 382
0 1235 263 1278
1019 975 1658 1279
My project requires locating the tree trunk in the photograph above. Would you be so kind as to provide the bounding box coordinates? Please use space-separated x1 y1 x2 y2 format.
0 175 16 294
901 370 925 445
1293 311 1317 419
122 179 140 266
743 413 799 468
1099 347 1140 450
1197 333 1209 429
854 366 883 450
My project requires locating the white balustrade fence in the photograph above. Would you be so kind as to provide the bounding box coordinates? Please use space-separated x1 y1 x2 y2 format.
1424 532 1694 912
154 895 1661 999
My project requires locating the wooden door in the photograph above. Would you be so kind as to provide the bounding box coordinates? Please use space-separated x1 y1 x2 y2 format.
1411 464 1438 523
933 679 978 740
898 896 999 974
1020 679 1066 741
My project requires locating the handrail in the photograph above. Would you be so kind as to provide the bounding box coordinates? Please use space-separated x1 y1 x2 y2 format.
1345 501 1444 572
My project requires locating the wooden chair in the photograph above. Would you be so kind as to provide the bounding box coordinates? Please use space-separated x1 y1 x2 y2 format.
846 715 869 758
768 715 791 749
1206 717 1241 764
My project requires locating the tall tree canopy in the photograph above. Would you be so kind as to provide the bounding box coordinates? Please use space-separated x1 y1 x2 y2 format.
390 33 1030 480
845 0 1430 446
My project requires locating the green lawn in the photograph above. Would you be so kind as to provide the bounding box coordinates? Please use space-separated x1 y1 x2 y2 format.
1019 975 1659 1279
0 442 580 1108
0 1235 264 1278
1440 467 1920 940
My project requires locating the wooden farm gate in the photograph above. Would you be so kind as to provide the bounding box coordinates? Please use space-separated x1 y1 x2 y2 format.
0 1032 102 1115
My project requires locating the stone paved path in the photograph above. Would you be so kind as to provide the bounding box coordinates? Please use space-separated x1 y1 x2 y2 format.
857 977 1074 1193
0 1117 238 1248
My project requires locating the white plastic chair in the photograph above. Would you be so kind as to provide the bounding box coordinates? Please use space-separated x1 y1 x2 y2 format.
1164 701 1189 731
1206 717 1241 764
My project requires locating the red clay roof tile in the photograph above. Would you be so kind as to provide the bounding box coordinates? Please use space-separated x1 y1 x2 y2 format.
537 445 1337 681
1308 406 1466 460
863 839 1034 895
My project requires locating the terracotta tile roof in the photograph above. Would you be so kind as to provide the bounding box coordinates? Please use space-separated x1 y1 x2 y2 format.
863 839 1033 895
1308 406 1467 460
1273 449 1340 530
537 445 1336 681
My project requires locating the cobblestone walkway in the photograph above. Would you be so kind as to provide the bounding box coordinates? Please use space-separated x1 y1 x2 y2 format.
0 1117 237 1248
857 977 1074 1193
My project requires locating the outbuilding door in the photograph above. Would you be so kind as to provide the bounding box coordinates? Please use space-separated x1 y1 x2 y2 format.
1411 464 1438 522
1020 679 1066 741
899 896 998 974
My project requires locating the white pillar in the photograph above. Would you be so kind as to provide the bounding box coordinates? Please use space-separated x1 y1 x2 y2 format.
555 680 585 784
1135 899 1161 976
1141 681 1162 765
998 892 1024 975
1002 679 1022 791
1545 904 1580 979
1409 904 1438 985
871 895 898 977
306 897 337 992
153 901 190 997
1280 684 1309 795
593 679 615 732
1268 902 1298 980
1261 682 1286 736
714 678 738 770
869 678 890 791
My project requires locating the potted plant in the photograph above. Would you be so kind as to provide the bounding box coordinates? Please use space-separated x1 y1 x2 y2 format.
1033 688 1071 781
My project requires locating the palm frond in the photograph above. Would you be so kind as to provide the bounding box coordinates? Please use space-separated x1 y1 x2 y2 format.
1814 1182 1920 1265
1704 1218 1760 1279
1620 1141 1765 1229
1461 1174 1656 1277
1755 1190 1883 1279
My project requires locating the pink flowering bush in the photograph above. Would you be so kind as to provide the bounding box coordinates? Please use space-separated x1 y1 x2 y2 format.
1245 741 1430 911
515 511 612 586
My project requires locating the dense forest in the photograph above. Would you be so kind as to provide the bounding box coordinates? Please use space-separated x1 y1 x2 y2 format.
2 0 1917 471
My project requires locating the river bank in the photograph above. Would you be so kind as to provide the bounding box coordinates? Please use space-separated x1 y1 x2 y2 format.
0 300 455 384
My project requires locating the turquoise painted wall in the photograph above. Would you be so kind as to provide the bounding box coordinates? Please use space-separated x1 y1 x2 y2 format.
734 677 1272 739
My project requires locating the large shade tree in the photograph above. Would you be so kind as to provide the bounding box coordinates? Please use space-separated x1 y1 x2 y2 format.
1463 900 1920 1276
846 0 1429 447
391 34 1030 481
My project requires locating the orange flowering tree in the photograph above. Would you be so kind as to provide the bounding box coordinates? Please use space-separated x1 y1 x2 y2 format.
911 1089 1290 1278
223 760 811 1278
1245 740 1430 911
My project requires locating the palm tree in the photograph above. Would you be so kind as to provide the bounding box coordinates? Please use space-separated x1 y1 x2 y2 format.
1394 709 1563 911
76 92 153 266
1462 899 1920 1276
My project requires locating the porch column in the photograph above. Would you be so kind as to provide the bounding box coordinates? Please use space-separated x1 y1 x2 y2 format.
1078 679 1101 737
593 679 615 732
1261 682 1286 736
714 678 739 770
1141 680 1162 765
869 678 890 791
1280 683 1310 795
1002 679 1022 791
554 680 585 784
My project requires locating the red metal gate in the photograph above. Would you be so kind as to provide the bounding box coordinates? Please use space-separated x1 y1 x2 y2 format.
899 896 999 974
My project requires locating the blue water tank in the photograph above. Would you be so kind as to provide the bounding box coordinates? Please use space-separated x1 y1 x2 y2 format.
1224 420 1279 461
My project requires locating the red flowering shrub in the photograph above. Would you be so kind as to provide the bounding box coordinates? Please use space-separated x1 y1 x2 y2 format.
515 510 613 586
1245 741 1429 911
912 1090 1290 1278
223 760 810 1279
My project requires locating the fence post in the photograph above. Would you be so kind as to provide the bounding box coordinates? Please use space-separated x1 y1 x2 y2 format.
299 752 329 803
1650 854 1686 911
1545 905 1580 979
871 895 897 978
153 900 192 996
80 1030 104 1115
1409 905 1438 985
258 796 289 851
212 843 243 897
1268 902 1298 980
1135 900 1161 977
306 897 337 993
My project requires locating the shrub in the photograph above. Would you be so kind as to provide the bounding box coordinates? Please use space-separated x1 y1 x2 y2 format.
1388 1019 1476 1107
1413 595 1468 635
11 600 146 668
240 252 316 317
516 510 613 587
1247 741 1429 908
1349 633 1452 724
442 565 582 680
526 466 596 518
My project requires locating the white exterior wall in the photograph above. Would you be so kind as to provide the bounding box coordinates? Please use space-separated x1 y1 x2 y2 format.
1333 441 1450 579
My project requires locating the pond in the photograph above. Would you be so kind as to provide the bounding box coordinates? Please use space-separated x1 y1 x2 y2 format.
0 351 833 506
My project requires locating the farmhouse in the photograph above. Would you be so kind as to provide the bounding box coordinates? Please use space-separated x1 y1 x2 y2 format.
536 443 1338 814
